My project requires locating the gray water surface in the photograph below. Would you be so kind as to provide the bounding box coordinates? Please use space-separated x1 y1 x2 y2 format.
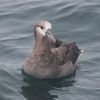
0 0 100 100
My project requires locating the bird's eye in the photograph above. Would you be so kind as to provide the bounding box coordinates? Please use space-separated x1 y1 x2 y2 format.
40 26 44 29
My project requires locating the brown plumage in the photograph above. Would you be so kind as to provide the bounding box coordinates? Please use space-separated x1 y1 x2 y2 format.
23 20 82 79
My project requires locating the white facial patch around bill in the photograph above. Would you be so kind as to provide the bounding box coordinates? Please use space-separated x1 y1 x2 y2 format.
40 29 46 36
45 22 52 31
40 21 52 36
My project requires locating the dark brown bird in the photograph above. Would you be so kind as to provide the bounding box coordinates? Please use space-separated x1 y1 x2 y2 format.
23 20 82 79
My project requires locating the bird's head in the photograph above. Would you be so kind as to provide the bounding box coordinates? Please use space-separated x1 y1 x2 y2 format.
34 20 56 43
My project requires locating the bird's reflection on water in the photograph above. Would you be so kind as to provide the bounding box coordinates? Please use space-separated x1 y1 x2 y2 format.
21 72 76 100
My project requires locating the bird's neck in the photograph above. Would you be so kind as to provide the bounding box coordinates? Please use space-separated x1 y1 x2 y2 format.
33 33 51 55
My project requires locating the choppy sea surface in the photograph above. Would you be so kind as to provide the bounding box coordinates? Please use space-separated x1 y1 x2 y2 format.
0 0 100 100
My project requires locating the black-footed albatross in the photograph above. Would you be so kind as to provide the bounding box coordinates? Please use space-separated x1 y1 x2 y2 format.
23 20 82 79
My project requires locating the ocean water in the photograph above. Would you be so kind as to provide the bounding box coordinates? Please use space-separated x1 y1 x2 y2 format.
0 0 100 100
